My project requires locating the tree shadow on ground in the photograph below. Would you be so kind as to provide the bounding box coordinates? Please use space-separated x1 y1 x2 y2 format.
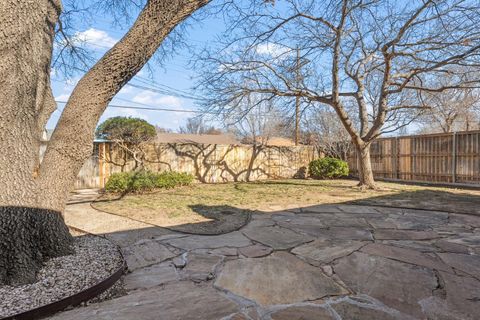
166 204 252 235
347 189 480 215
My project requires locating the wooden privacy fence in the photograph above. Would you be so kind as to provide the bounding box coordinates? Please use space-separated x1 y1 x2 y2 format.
74 142 319 189
347 130 480 185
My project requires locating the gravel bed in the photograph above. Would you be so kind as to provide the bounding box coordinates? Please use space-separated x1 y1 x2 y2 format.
0 235 124 318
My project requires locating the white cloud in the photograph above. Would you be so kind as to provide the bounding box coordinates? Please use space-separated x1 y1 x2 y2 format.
74 28 118 49
55 93 71 102
118 85 134 95
131 91 182 108
255 43 290 57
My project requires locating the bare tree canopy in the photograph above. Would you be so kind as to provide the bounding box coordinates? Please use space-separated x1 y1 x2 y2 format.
415 70 480 133
179 116 223 135
196 0 480 188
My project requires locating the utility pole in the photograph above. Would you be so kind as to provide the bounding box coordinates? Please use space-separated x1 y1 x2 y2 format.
295 46 300 146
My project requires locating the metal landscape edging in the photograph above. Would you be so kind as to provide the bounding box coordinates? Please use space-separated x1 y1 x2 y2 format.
2 242 126 320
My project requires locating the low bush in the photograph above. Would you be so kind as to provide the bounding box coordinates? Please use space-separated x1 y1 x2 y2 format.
308 157 349 179
105 170 194 193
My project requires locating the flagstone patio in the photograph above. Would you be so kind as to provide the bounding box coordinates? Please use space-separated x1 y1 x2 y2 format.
49 190 480 320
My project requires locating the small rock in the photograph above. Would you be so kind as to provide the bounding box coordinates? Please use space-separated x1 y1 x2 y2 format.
321 265 334 276
173 256 186 269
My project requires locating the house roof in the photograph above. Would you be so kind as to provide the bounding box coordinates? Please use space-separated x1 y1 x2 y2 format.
155 133 240 145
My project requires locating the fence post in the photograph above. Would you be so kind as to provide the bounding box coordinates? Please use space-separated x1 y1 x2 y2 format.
452 132 457 183
395 137 399 180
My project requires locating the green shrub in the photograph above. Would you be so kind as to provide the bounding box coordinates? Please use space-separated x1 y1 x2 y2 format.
308 157 349 179
104 172 131 193
105 171 194 193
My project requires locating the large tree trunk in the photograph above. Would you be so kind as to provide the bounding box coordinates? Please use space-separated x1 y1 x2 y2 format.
0 0 210 285
355 143 376 189
0 0 74 286
0 207 73 285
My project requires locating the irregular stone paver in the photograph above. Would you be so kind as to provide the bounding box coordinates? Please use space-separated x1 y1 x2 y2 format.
182 252 223 282
292 239 366 264
334 252 437 318
369 213 447 230
122 239 176 271
420 272 480 320
49 281 239 320
273 213 324 227
380 240 440 252
437 252 480 279
444 232 480 248
434 239 471 254
105 228 178 248
275 223 327 238
438 272 480 320
164 231 251 250
269 306 333 320
238 244 272 258
124 261 178 290
323 227 373 241
300 204 343 214
337 205 381 215
215 252 347 306
316 216 370 228
360 243 453 273
331 301 400 320
446 213 480 228
242 226 314 250
374 229 441 240
209 247 238 256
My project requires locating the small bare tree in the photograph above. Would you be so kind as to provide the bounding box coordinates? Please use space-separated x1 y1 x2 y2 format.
196 0 480 189
416 72 480 133
179 116 223 135
303 107 353 160
221 94 284 145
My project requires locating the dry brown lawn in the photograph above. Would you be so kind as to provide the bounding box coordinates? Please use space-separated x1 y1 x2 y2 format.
91 179 480 234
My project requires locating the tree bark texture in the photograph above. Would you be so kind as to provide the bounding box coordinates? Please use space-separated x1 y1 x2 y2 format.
0 0 209 285
0 207 73 285
355 143 376 189
0 0 73 286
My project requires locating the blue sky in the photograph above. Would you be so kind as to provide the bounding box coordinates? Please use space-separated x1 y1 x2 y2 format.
48 2 225 131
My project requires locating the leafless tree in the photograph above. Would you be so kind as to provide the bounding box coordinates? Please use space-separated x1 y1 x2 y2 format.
416 72 480 133
303 107 353 160
196 0 480 189
179 116 223 135
221 94 285 145
0 0 211 285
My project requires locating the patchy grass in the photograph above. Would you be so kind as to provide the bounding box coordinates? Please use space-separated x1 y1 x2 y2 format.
92 179 480 234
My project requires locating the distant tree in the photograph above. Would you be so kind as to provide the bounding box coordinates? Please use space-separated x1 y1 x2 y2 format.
179 116 222 135
221 94 284 146
155 126 172 134
416 73 480 133
96 117 156 170
303 107 353 160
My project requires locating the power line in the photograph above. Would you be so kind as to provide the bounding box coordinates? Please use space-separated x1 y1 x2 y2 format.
55 100 215 114
126 82 205 101
54 100 282 119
